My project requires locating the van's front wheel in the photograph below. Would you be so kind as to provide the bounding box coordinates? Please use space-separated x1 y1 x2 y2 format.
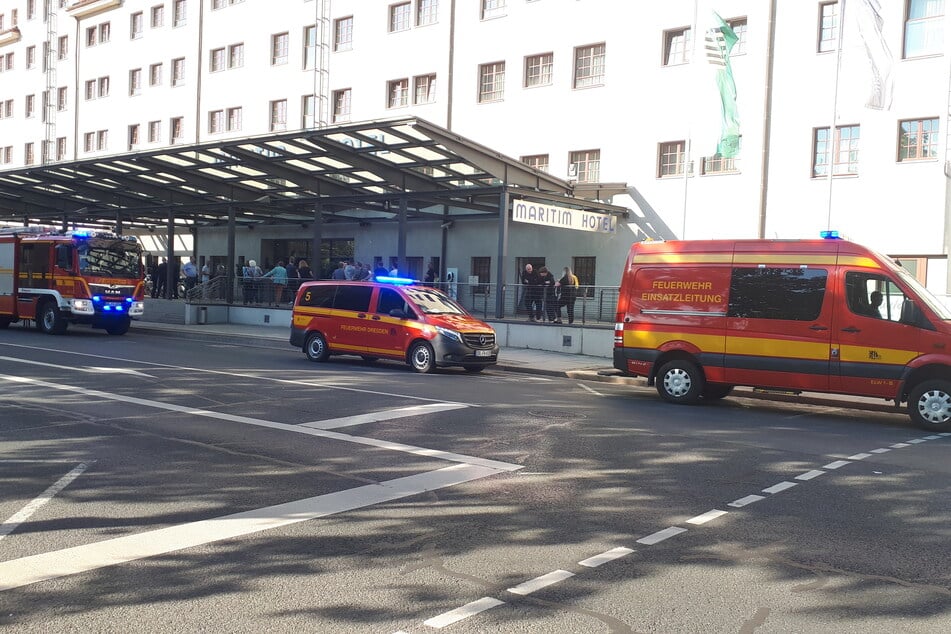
409 341 436 373
656 360 704 405
909 380 951 431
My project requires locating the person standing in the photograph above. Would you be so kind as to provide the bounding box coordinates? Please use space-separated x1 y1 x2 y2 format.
262 260 288 306
182 256 198 294
284 257 299 302
154 258 168 298
242 259 262 304
537 266 558 323
297 259 313 280
520 263 541 322
332 261 347 280
170 258 181 299
555 266 580 324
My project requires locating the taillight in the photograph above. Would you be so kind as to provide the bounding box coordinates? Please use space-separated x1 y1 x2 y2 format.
614 322 624 347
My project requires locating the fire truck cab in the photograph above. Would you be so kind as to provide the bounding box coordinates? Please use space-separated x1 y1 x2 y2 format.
0 226 146 335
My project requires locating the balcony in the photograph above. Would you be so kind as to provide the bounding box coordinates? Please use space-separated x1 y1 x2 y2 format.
0 27 21 48
67 0 121 19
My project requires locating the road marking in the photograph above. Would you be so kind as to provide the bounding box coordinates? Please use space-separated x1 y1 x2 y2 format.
822 460 851 469
423 597 506 629
0 374 521 473
577 383 603 396
795 470 826 481
889 443 911 449
578 547 634 568
636 527 687 545
869 448 891 454
846 453 873 460
301 403 469 430
941 433 951 437
923 435 942 440
0 463 503 592
506 569 574 596
0 463 91 542
686 509 728 525
0 357 154 379
908 438 928 444
728 495 765 508
762 481 798 494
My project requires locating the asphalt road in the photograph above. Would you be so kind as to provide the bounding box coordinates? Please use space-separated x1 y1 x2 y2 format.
1 326 949 633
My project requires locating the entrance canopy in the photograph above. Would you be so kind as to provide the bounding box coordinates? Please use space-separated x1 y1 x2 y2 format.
0 116 629 230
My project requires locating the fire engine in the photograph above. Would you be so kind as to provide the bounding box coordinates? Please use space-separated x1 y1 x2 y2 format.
0 226 146 335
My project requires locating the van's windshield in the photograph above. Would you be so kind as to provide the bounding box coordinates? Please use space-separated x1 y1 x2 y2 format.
403 287 466 315
892 262 951 320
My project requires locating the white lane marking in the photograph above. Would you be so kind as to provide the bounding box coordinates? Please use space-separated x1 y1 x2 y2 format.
577 383 603 397
0 374 521 473
869 448 891 454
0 357 154 379
847 453 873 460
301 403 469 430
87 367 155 378
506 569 575 596
940 433 951 437
795 470 826 481
686 509 728 525
578 547 634 568
908 438 928 444
762 481 798 494
423 597 506 629
924 435 942 440
636 527 687 545
890 443 911 449
822 460 851 469
0 463 502 593
728 495 765 508
0 462 91 541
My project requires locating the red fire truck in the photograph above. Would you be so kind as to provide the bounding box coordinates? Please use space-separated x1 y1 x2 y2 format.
0 226 146 335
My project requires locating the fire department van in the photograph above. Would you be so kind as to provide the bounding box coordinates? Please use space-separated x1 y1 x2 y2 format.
613 236 951 431
290 278 499 373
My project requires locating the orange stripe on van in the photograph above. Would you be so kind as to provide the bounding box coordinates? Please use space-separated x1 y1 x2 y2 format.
839 344 918 365
726 335 830 361
624 330 725 353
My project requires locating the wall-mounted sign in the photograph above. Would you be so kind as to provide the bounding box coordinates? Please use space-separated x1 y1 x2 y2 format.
512 199 617 234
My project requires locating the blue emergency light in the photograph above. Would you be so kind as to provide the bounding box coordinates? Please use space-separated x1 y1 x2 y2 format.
376 276 415 285
820 230 842 240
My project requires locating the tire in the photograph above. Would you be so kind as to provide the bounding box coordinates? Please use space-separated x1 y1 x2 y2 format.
463 365 485 373
39 301 67 335
655 359 705 405
702 384 734 400
305 332 330 362
908 380 951 431
105 319 130 336
408 341 436 374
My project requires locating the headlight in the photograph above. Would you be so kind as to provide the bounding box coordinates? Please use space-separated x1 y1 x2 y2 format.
71 299 94 315
129 301 145 316
435 326 462 343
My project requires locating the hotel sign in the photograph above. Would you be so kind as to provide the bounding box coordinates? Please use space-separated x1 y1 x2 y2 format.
512 199 617 235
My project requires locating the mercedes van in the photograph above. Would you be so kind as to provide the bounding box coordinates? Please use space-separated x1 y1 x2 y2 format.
290 278 499 373
613 237 951 430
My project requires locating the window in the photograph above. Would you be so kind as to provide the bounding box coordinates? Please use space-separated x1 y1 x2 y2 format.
899 118 939 161
569 149 600 182
84 132 95 152
729 268 829 321
148 120 161 143
334 16 353 51
818 1 839 53
414 73 436 104
131 11 143 38
271 32 289 65
57 87 67 110
56 137 67 161
303 25 317 69
97 130 108 150
99 22 111 43
387 78 409 108
25 94 35 118
813 125 860 177
172 57 185 86
905 0 945 57
128 124 140 149
26 46 35 69
3 52 12 71
389 2 411 32
845 272 908 321
269 99 287 131
150 62 163 86
170 117 184 143
334 285 373 312
727 17 748 55
57 35 68 60
130 68 142 95
25 142 34 166
173 0 186 27
301 94 316 128
481 0 506 19
658 140 686 177
573 256 596 296
471 257 491 294
227 106 242 131
0 99 12 118
85 79 96 100
86 26 97 47
27 0 35 20
702 153 739 175
524 53 553 87
151 5 164 28
664 27 691 65
209 109 224 134
10 9 16 27
0 147 11 164
417 0 438 25
574 43 605 88
98 76 110 98
478 61 505 102
333 88 351 122
229 43 244 68
210 47 225 72
520 154 549 172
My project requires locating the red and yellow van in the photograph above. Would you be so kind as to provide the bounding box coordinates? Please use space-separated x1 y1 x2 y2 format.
290 278 499 373
613 237 951 430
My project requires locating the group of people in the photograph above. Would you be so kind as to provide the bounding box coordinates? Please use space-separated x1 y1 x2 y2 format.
520 263 580 325
241 257 314 306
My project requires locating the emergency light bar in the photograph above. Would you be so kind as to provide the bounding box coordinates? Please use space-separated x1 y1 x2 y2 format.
375 276 415 285
820 230 841 240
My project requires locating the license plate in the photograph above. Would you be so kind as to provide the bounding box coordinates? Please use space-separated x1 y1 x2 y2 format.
475 349 492 357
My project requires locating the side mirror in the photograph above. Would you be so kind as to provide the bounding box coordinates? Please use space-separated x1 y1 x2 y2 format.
389 308 406 319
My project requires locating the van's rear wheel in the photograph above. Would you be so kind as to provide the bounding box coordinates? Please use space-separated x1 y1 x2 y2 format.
656 360 704 405
908 380 951 431
305 332 329 362
409 341 436 374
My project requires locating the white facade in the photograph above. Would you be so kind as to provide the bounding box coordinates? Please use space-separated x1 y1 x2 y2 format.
1 0 950 290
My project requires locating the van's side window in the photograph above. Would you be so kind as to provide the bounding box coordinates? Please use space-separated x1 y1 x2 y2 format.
845 272 907 322
728 267 828 320
377 287 416 318
333 285 373 311
299 284 336 308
